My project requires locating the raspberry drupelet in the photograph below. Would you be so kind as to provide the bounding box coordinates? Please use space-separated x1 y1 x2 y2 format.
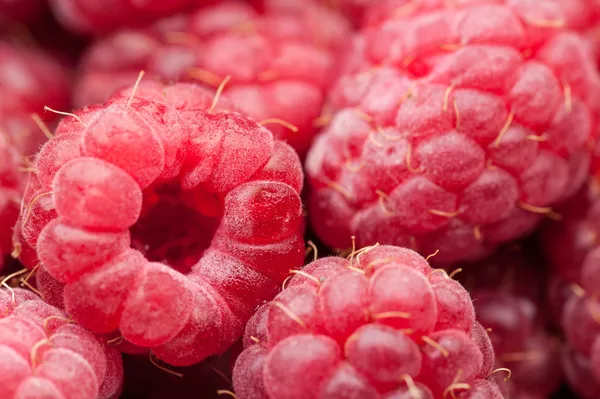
306 0 600 264
0 286 123 399
233 245 503 399
73 0 350 155
16 79 305 366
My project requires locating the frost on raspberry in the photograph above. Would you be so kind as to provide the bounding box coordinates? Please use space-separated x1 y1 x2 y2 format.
0 285 124 399
73 0 350 155
306 1 600 264
18 78 305 366
233 245 504 398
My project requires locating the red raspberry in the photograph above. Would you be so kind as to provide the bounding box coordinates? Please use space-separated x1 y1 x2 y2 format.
306 1 600 264
73 1 350 155
233 245 500 398
0 41 71 155
459 246 564 399
0 286 123 399
17 79 305 366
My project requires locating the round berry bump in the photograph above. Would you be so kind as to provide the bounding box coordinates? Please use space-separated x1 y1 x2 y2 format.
120 262 194 347
319 362 378 399
368 264 438 337
345 324 422 392
419 329 484 396
52 157 143 230
37 219 131 284
13 377 65 399
319 270 370 343
0 316 46 360
232 345 269 399
64 250 146 333
35 348 100 399
20 182 57 249
264 334 342 399
222 181 303 244
234 246 490 398
182 112 274 192
35 134 82 188
150 283 223 366
0 345 32 397
308 2 600 262
428 273 475 334
82 105 165 189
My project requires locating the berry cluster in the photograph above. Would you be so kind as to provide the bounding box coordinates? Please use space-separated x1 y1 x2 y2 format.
542 179 600 398
15 79 305 366
306 0 600 264
459 247 563 399
73 0 350 155
233 245 501 398
0 286 123 398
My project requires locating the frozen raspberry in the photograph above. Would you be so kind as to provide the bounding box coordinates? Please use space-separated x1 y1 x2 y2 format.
233 245 502 398
19 79 305 366
459 245 563 399
0 286 124 399
306 1 600 263
0 41 71 155
73 1 350 155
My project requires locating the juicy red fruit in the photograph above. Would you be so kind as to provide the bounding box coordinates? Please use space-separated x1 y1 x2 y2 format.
306 1 600 264
21 80 305 367
233 245 499 398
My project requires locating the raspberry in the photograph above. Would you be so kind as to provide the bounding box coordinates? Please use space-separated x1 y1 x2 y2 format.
73 1 350 155
0 41 71 155
20 79 305 366
306 1 600 263
459 245 563 399
0 286 123 399
233 245 500 398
